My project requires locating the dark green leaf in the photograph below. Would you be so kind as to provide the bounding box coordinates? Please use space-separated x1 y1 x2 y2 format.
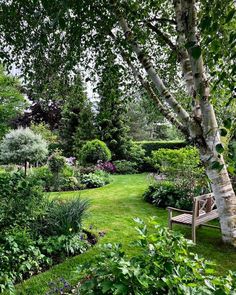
191 46 202 59
223 118 232 129
225 9 235 23
211 161 224 171
185 41 196 49
215 143 224 154
220 128 227 136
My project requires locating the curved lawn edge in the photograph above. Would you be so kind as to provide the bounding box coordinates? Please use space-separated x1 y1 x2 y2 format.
15 174 236 294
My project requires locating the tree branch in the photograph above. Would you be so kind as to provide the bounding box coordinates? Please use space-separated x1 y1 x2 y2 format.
146 22 177 52
109 33 189 136
109 0 192 127
146 17 176 25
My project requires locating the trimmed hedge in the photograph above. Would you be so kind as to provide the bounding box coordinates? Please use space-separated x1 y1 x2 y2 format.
136 140 188 156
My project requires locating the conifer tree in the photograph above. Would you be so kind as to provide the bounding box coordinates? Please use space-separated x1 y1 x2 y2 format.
97 55 130 160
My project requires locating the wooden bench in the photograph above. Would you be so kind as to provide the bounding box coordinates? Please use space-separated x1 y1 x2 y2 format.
167 193 220 243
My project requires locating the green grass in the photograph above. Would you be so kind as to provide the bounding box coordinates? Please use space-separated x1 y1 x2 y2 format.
16 173 236 294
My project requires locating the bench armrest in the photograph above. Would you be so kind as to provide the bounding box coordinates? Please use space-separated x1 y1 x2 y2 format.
167 207 193 214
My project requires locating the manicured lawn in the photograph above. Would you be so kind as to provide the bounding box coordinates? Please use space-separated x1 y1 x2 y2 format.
16 174 236 294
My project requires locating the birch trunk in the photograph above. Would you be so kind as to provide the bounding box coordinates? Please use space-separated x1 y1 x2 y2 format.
183 0 236 245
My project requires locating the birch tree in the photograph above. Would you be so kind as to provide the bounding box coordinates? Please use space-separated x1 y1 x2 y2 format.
0 0 236 245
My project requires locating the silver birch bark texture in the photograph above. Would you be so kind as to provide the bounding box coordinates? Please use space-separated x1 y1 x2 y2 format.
183 0 236 245
109 31 189 136
173 0 201 120
110 0 191 126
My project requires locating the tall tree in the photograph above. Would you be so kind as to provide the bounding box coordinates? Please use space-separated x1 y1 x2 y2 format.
97 55 130 160
59 74 95 156
1 0 236 245
0 66 28 138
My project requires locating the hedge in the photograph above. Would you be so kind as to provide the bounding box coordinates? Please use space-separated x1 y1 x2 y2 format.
136 140 188 156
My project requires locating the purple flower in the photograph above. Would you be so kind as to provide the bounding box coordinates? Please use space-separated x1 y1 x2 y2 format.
96 161 116 174
66 157 76 166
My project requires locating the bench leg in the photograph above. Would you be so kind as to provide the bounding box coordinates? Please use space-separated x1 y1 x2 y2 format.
168 210 172 229
192 225 196 243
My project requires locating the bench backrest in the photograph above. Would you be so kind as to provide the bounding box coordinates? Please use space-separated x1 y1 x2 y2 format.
193 193 216 218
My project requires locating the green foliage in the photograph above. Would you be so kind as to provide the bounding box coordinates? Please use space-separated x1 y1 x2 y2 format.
48 150 66 175
143 180 195 210
80 139 111 165
81 170 111 188
59 74 95 156
33 197 90 237
0 128 48 173
0 66 28 139
30 166 54 192
97 54 130 160
0 228 49 293
30 123 58 153
150 147 209 195
151 147 203 178
38 233 90 257
0 171 91 292
125 141 145 166
0 171 46 230
78 218 236 294
136 141 187 156
114 160 138 174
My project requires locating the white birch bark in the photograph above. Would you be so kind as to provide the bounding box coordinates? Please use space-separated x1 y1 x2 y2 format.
183 0 236 245
110 2 190 126
108 31 189 136
173 0 201 120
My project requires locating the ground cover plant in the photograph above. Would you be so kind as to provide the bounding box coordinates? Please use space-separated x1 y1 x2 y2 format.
15 174 236 295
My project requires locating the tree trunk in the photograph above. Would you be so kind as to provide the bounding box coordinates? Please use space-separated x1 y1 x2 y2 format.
24 160 27 177
183 0 236 245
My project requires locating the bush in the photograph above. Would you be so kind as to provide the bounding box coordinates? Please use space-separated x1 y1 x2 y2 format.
150 147 208 191
113 160 137 174
80 139 111 165
78 218 236 294
81 170 110 188
96 161 116 174
38 233 90 257
143 180 194 210
136 140 187 156
48 150 66 175
78 165 96 175
33 197 90 237
0 228 49 292
126 142 145 164
30 166 53 191
0 171 45 230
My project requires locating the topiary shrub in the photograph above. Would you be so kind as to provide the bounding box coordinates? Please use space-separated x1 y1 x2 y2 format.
80 140 111 165
0 127 48 175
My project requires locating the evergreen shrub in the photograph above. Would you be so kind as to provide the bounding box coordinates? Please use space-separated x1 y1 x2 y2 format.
136 140 187 156
80 139 111 165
